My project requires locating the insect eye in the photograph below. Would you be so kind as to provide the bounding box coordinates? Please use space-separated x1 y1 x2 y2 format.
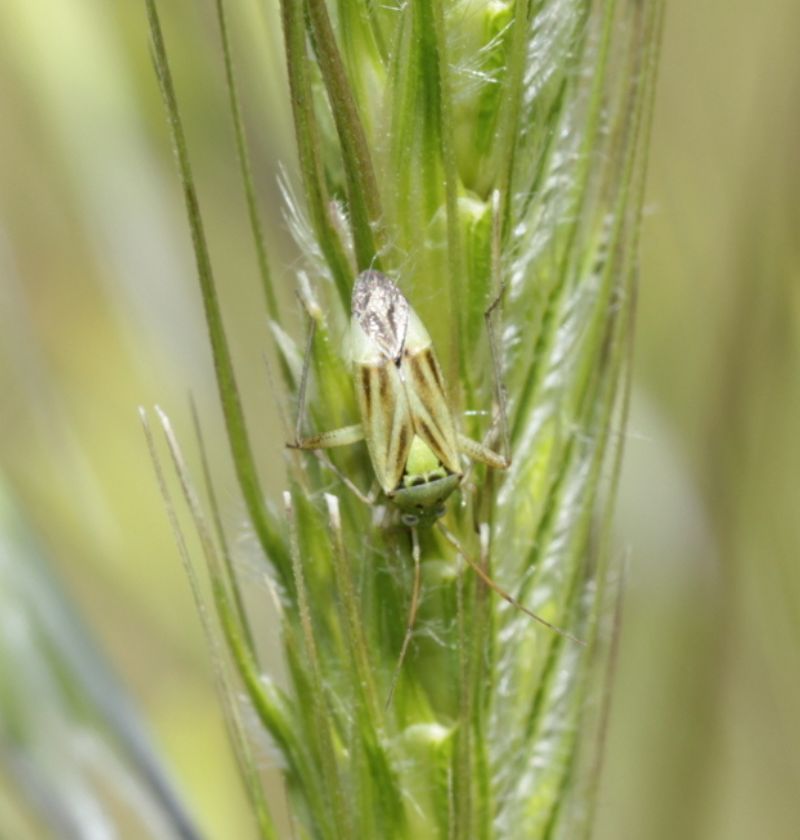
401 513 419 527
435 504 445 519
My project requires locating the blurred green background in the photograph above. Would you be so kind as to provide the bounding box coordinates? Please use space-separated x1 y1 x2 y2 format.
0 1 797 838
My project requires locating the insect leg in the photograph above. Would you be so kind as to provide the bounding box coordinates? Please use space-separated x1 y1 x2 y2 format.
316 457 380 507
482 189 511 465
437 522 585 646
293 311 317 445
461 190 512 486
385 527 422 709
291 281 356 449
288 284 378 502
289 424 365 451
289 425 379 506
457 432 509 470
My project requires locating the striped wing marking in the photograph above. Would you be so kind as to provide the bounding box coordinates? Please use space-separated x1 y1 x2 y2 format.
355 360 414 493
401 346 461 476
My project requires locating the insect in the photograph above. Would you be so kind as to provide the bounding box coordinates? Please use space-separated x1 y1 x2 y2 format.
290 268 510 525
289 264 583 705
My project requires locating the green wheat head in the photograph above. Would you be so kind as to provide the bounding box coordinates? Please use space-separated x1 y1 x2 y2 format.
144 0 662 837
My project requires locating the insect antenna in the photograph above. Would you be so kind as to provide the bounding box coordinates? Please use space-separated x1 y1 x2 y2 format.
438 523 585 647
461 189 511 489
293 308 317 445
385 526 422 709
484 189 512 467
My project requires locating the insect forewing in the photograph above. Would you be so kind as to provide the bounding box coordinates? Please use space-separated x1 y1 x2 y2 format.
400 308 461 476
351 273 414 493
350 271 462 492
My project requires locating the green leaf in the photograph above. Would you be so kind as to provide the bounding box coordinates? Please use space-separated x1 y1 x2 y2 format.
144 0 289 586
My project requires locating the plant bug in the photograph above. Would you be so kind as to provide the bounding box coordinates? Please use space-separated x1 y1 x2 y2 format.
291 269 509 526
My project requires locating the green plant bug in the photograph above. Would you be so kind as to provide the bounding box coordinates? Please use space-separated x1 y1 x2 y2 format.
290 269 510 525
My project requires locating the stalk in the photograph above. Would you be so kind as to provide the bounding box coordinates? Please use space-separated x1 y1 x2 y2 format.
145 0 663 836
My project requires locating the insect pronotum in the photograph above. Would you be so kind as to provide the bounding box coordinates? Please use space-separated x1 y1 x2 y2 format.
289 267 583 702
